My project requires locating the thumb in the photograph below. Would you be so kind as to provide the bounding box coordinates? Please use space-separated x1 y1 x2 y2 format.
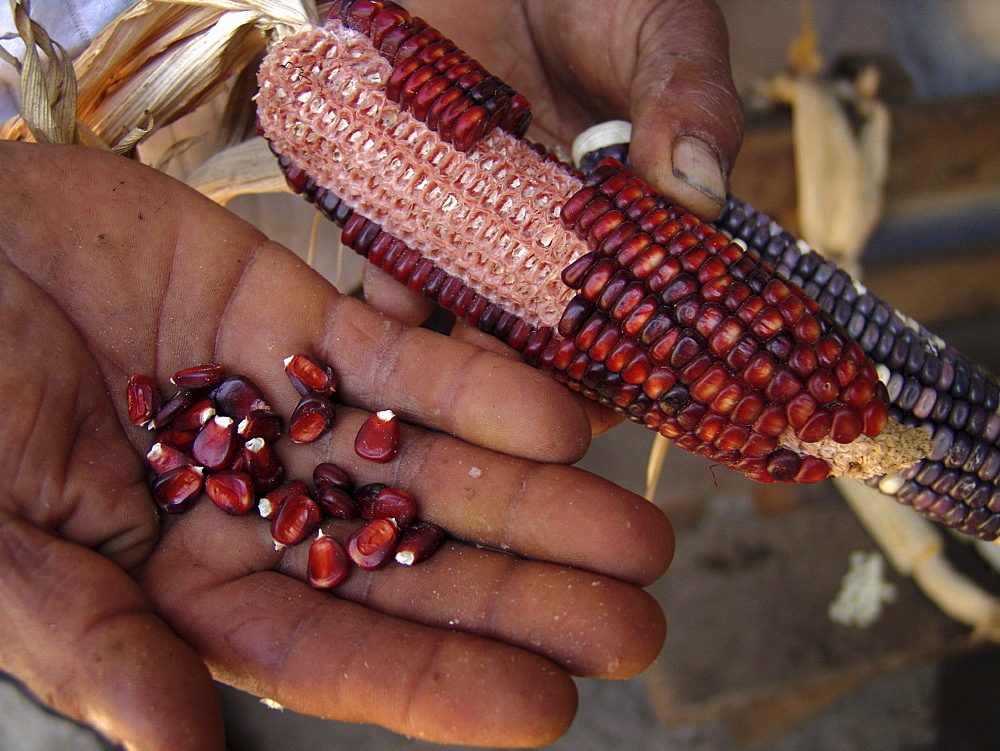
0 519 225 750
627 0 744 220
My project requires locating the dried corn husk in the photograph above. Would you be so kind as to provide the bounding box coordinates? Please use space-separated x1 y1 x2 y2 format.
0 0 316 151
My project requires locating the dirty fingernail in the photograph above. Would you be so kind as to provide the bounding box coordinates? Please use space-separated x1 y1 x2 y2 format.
672 136 726 209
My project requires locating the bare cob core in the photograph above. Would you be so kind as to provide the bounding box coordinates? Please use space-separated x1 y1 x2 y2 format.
255 2 930 488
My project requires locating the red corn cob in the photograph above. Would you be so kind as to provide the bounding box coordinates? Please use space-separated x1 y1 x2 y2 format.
255 2 929 488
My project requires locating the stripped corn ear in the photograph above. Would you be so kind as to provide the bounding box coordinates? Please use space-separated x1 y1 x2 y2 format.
250 0 1000 542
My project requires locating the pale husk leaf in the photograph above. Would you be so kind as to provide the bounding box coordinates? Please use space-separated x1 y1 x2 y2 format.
0 0 316 149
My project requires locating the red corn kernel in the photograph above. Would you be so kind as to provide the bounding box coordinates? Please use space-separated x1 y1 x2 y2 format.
596 271 631 312
709 381 744 415
765 449 801 482
677 352 715 383
765 369 803 403
561 251 599 289
241 437 285 494
587 210 625 249
452 105 489 151
835 357 860 388
308 532 350 589
701 274 734 302
192 416 239 470
793 315 822 344
742 352 776 390
610 284 645 322
708 318 743 357
807 370 840 404
575 196 615 234
608 230 647 264
399 64 438 108
271 492 321 549
150 388 195 430
797 406 833 442
830 405 863 444
370 6 412 49
629 243 667 279
211 375 269 421
565 352 589 382
126 374 160 426
621 296 658 337
724 281 752 310
354 482 389 515
648 327 681 364
862 399 889 437
559 186 598 227
558 297 594 338
170 363 224 390
363 487 418 528
258 479 309 520
667 333 701 369
355 409 400 462
695 412 727 442
573 313 605 352
690 364 729 404
606 337 639 373
621 351 653 385
288 394 337 444
155 427 198 452
731 393 765 426
762 279 791 305
316 486 358 519
395 521 446 566
753 403 788 437
313 462 354 493
283 354 338 397
788 344 819 378
714 423 750 452
411 75 452 120
151 465 204 513
146 442 192 475
840 377 876 409
724 336 759 371
385 56 422 100
347 518 399 570
735 296 765 325
642 368 678 400
679 247 708 274
647 257 681 293
695 304 726 339
795 456 830 483
550 337 578 371
205 470 256 515
741 432 778 458
786 391 818 428
750 308 784 340
675 402 707 431
169 398 216 432
237 409 283 441
815 335 842 368
778 296 806 324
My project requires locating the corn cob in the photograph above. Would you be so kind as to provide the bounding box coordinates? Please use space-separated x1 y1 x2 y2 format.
254 1 1000 539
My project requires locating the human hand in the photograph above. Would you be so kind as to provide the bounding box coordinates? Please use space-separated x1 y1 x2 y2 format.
0 142 672 749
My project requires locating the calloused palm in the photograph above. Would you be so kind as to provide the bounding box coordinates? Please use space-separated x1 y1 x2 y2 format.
0 142 672 749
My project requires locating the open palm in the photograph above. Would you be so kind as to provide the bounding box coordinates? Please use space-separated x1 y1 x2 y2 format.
0 142 672 749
